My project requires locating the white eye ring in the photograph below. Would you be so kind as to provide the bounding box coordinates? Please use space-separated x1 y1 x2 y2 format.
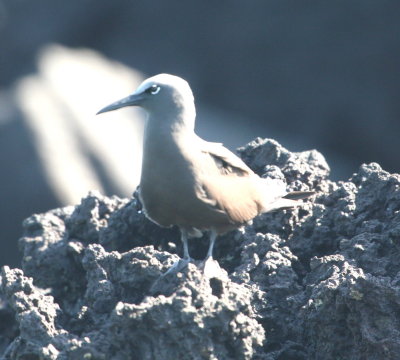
149 85 161 95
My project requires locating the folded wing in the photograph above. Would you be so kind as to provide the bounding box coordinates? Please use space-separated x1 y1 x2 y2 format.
196 140 313 229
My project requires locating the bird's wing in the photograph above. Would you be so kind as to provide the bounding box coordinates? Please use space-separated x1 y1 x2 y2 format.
193 139 262 227
199 140 254 177
198 175 264 226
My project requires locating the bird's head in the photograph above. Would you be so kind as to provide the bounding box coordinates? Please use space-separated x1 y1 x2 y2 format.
97 74 195 119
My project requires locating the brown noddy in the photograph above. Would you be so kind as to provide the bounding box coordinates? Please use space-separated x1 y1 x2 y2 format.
97 74 313 269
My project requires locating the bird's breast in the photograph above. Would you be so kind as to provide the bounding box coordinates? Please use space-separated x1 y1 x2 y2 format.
139 134 199 226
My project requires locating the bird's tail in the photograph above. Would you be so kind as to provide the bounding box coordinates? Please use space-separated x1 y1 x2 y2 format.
283 191 315 201
262 190 315 213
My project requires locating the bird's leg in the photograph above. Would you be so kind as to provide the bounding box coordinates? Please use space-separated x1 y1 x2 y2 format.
205 230 218 259
181 229 191 260
202 230 222 277
162 229 192 276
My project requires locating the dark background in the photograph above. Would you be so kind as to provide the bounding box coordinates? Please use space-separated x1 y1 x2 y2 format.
1 0 399 267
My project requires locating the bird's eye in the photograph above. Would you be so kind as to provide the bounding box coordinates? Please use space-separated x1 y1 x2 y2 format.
146 85 161 95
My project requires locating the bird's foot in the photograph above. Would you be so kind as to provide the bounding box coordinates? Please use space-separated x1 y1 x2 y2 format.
200 256 223 278
163 257 192 276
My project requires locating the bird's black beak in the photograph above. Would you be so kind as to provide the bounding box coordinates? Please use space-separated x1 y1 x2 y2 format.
96 93 144 115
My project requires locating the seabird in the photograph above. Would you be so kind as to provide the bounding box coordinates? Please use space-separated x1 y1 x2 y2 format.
97 74 313 268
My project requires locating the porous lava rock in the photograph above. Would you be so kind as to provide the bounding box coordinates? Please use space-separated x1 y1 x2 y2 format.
2 138 400 359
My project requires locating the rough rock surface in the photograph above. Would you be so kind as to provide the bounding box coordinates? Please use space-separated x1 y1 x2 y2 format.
2 138 400 359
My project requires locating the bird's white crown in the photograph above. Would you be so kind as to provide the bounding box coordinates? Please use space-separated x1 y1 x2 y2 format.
135 73 194 102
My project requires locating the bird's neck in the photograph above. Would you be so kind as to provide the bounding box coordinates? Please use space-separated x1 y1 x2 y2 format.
145 107 196 137
141 111 197 184
142 108 197 164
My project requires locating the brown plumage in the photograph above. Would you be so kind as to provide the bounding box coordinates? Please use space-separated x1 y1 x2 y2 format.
97 74 313 262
